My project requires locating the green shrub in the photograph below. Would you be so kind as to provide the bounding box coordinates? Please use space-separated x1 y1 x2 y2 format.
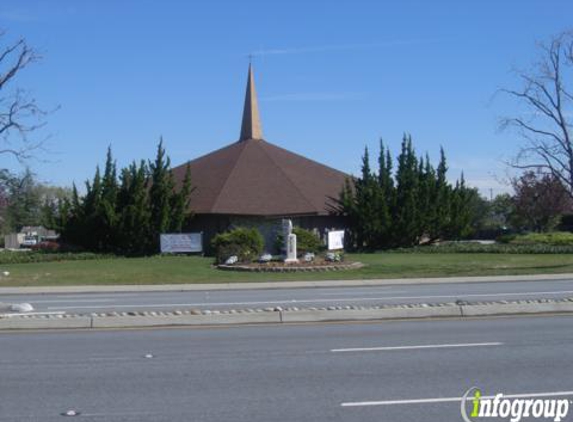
275 227 323 255
211 227 264 264
496 234 517 244
294 227 323 254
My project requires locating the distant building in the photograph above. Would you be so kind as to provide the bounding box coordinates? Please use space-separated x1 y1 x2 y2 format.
4 226 58 249
171 65 348 251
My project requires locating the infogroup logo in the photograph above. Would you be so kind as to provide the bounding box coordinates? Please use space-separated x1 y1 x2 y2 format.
461 387 570 422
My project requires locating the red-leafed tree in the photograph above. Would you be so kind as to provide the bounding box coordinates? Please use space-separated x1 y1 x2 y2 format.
512 170 572 232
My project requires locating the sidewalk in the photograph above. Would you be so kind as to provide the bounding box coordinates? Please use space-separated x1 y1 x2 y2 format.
0 273 572 295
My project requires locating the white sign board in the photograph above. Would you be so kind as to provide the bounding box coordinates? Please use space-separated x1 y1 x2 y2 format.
160 233 203 253
327 230 345 251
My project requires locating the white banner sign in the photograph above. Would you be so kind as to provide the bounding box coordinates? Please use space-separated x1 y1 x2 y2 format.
327 230 345 251
160 233 203 253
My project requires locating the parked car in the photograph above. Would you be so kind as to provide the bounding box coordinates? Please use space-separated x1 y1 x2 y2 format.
20 236 38 247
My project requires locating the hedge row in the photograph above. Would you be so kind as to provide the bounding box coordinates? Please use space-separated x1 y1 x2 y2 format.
0 251 115 265
499 232 573 246
388 242 573 254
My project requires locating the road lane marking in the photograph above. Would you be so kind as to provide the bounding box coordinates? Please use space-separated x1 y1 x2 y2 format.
87 356 135 361
46 297 424 310
331 342 503 353
45 289 573 310
0 311 66 317
392 290 573 300
318 288 405 296
341 390 573 407
30 299 118 303
53 294 142 299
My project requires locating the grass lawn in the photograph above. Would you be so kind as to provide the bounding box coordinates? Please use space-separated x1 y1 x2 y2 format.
1 253 573 286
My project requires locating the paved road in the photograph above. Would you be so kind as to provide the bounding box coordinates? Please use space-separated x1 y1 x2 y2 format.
3 278 573 313
1 316 572 421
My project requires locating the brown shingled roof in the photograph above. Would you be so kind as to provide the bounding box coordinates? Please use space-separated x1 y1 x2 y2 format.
171 138 348 216
170 64 348 217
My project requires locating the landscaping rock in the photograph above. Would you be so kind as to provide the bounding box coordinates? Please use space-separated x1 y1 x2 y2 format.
224 255 238 265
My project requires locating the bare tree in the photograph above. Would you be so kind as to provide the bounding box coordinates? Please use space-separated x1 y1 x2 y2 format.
0 30 47 162
501 30 573 197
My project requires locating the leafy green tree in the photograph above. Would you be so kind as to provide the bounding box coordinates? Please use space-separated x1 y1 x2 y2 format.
0 168 70 234
1 168 42 230
488 193 516 230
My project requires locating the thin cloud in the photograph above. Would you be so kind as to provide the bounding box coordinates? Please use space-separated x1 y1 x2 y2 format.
462 177 512 195
261 92 365 102
0 9 39 23
251 39 440 57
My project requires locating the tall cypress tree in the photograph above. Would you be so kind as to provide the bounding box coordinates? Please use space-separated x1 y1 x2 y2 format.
336 136 466 249
376 139 393 248
337 177 357 248
170 163 193 233
99 147 119 251
148 138 175 250
354 147 384 249
417 153 436 241
431 147 451 241
59 140 194 255
448 173 474 239
394 134 420 246
58 183 83 247
117 161 151 254
83 166 102 250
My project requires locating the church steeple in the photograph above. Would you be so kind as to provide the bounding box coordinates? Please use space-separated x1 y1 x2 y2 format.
239 63 263 141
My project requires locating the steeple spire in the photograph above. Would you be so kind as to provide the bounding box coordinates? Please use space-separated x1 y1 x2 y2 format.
239 63 263 141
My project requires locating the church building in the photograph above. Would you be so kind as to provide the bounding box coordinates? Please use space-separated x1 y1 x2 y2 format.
171 65 348 252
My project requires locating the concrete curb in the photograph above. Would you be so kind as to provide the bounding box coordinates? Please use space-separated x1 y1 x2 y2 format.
281 305 462 323
1 297 573 330
461 300 573 317
1 273 572 295
0 315 92 330
91 312 281 328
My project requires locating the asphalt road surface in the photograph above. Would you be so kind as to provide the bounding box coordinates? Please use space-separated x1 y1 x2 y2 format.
3 278 573 313
1 315 573 421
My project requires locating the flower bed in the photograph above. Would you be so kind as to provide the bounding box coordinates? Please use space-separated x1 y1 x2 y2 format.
217 260 364 272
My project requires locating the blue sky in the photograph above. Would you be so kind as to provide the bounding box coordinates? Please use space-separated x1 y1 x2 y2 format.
1 0 572 196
